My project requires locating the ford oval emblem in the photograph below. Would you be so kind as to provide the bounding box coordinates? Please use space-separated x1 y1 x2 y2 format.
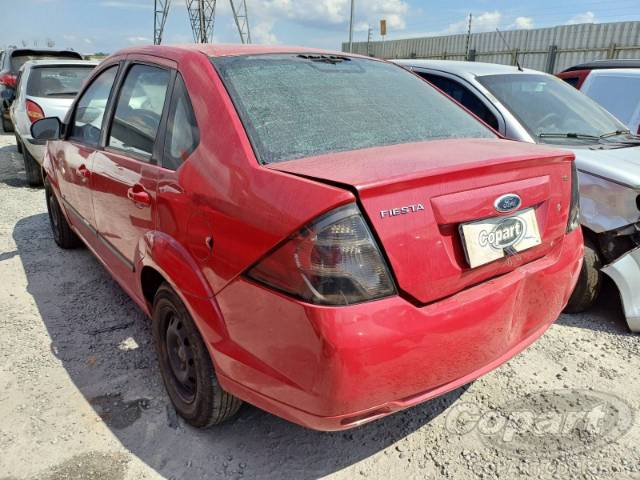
494 194 521 213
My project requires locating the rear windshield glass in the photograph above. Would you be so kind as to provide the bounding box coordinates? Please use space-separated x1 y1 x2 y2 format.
27 66 95 98
10 51 82 72
213 54 495 164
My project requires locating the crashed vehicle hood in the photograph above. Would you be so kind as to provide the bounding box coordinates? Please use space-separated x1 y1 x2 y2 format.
571 145 640 189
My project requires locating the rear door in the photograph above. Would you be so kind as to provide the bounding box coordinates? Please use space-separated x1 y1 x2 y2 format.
56 64 119 239
414 69 504 133
91 59 174 271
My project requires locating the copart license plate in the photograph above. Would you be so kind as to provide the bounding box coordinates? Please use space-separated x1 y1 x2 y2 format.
459 208 541 268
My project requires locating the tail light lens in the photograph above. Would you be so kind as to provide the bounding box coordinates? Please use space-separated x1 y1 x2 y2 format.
26 100 45 123
247 204 396 306
0 73 17 88
567 161 580 232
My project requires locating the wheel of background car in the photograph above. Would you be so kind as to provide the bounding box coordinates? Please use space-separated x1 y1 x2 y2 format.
2 115 13 133
14 134 22 154
23 148 43 187
564 238 602 313
44 179 81 249
152 283 242 428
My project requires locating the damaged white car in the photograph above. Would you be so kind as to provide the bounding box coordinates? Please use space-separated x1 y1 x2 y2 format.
396 60 640 331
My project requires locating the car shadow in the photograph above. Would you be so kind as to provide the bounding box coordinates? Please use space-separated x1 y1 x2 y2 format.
556 276 631 335
12 212 464 480
0 142 29 188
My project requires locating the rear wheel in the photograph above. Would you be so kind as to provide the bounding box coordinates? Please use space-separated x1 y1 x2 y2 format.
23 148 43 187
564 238 602 313
45 179 80 249
152 283 242 428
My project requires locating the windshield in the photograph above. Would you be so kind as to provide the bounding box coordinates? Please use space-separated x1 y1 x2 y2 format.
477 73 627 144
27 66 95 98
213 54 495 164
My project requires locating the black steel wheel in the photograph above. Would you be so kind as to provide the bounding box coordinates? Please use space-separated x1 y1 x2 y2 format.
152 283 242 428
45 179 80 249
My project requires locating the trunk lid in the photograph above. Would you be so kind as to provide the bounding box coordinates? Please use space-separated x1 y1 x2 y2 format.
269 138 575 304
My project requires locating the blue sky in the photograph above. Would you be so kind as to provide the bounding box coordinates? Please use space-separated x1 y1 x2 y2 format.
1 0 638 54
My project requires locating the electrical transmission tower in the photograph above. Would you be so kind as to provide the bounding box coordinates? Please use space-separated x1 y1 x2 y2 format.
186 0 218 43
229 0 251 44
154 0 251 45
154 0 172 45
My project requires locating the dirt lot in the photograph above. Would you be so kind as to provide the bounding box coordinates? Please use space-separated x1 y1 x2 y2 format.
1 130 640 480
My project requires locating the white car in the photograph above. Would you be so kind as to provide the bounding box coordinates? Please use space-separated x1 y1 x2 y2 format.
579 69 640 136
395 59 640 332
10 59 97 186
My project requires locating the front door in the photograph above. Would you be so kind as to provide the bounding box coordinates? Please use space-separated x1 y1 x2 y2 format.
59 65 119 236
91 62 172 270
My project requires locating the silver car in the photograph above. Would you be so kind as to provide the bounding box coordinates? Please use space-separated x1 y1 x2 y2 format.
10 59 97 185
395 59 640 332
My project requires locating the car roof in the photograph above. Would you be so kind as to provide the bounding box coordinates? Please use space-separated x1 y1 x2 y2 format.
21 59 98 69
393 59 542 80
562 59 640 72
110 43 366 59
583 68 640 78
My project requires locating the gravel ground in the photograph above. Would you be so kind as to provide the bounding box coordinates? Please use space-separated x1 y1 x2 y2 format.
1 130 640 480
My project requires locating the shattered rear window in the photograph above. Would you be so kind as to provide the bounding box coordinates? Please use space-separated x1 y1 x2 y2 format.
213 54 495 164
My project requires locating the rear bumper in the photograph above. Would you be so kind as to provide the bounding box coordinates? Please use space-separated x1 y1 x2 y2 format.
602 247 640 332
213 228 583 431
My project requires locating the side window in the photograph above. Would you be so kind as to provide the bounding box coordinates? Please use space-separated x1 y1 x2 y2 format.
418 72 499 131
561 76 580 88
69 66 118 146
108 64 170 160
163 74 199 170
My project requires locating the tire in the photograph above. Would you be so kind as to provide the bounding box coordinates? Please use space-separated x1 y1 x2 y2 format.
45 179 81 249
152 283 242 428
564 237 602 313
23 148 43 187
15 135 23 153
2 115 14 133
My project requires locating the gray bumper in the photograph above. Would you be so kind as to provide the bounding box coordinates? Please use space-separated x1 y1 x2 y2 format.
602 247 640 332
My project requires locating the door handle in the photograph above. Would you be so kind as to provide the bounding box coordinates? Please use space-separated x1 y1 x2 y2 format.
127 185 152 206
77 164 91 178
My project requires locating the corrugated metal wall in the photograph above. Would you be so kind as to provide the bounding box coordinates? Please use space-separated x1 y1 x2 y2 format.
343 21 640 73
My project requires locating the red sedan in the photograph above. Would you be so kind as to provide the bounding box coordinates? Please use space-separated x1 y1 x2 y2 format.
31 44 583 431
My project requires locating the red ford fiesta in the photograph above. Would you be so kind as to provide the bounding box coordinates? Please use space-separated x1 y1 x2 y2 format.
32 45 583 431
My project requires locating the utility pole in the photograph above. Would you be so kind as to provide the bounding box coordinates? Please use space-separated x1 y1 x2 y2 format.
348 0 355 53
465 13 473 60
367 25 372 56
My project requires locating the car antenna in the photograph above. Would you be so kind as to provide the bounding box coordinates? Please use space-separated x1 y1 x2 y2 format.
496 28 523 72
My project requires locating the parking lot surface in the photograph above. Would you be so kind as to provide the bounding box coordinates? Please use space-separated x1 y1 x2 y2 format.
1 130 640 480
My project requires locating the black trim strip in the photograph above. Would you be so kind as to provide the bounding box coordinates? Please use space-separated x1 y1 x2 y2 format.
61 198 135 271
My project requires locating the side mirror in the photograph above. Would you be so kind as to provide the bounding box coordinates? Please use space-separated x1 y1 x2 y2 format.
31 117 62 142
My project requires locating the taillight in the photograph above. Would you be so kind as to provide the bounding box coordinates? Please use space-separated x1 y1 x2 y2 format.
0 73 16 88
567 161 580 232
247 204 396 305
26 100 45 124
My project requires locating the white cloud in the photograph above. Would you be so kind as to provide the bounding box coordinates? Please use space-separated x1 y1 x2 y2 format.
441 11 502 35
253 21 278 44
127 36 151 43
567 11 596 25
101 1 151 9
512 16 534 30
247 0 409 43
